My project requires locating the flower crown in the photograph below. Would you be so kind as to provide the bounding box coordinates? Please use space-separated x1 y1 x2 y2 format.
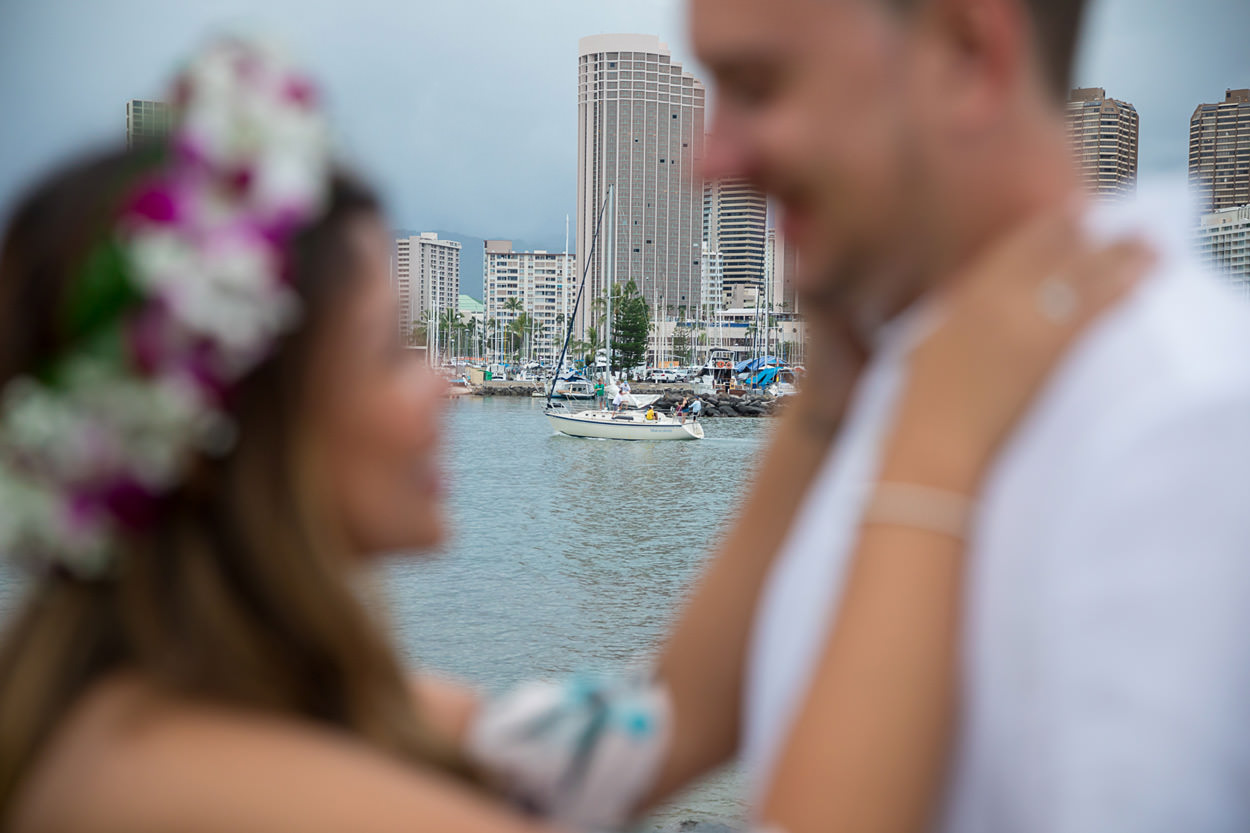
0 37 333 578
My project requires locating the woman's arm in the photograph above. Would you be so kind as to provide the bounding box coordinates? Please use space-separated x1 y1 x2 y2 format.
645 325 865 804
758 214 1153 833
410 674 481 748
12 678 560 833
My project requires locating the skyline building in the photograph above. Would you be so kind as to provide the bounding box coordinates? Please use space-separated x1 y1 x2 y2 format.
1197 204 1250 293
483 240 575 365
1066 87 1139 200
576 34 706 337
392 233 461 342
458 294 486 328
764 228 799 314
1189 88 1250 213
704 177 767 308
126 99 172 148
700 243 724 318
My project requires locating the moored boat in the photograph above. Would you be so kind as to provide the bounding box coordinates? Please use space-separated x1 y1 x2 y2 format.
693 348 742 396
546 407 704 441
551 376 597 400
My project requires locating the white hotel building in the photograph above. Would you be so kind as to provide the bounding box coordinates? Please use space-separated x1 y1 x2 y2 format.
483 240 576 366
700 243 724 318
1198 205 1250 296
392 233 461 342
576 34 706 338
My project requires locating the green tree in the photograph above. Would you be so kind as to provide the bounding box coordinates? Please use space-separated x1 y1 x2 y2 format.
462 316 478 359
671 326 693 366
507 311 536 361
434 307 464 358
483 317 498 361
571 324 602 369
610 280 651 372
498 298 525 361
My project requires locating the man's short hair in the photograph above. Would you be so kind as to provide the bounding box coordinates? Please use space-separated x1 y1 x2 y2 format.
891 0 1088 99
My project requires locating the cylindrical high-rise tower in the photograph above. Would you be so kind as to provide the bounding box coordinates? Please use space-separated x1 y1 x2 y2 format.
576 34 706 341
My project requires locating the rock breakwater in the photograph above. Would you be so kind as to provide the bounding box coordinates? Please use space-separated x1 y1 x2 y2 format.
467 382 784 417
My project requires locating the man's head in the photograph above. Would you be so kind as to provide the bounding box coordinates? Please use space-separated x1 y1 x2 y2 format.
692 0 1087 321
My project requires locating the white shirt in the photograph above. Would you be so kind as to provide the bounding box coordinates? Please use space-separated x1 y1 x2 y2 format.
743 193 1250 833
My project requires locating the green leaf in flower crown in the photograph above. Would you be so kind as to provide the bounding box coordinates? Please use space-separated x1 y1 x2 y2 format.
63 237 144 345
34 322 130 390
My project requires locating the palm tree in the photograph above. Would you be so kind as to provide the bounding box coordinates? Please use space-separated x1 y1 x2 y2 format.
590 294 609 334
551 313 567 367
436 307 463 359
483 317 498 363
498 297 527 362
507 312 536 362
532 320 548 365
501 296 523 317
571 324 602 369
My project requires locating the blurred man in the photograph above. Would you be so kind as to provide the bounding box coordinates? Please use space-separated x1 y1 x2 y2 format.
684 0 1250 829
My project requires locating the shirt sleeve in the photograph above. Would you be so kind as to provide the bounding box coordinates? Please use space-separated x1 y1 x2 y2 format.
1038 394 1250 833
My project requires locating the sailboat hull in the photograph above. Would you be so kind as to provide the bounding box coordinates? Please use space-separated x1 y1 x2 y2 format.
546 409 704 441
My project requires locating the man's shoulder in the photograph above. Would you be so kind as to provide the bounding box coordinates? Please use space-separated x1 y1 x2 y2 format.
999 259 1250 489
1080 189 1250 394
1069 259 1250 411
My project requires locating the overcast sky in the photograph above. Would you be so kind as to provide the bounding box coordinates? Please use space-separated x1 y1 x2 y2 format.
1 0 1246 253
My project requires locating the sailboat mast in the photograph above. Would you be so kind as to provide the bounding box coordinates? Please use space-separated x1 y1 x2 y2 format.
563 213 570 366
548 192 610 406
605 183 614 386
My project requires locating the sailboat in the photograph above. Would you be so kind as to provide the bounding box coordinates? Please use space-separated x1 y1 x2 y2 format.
546 407 704 441
544 185 705 442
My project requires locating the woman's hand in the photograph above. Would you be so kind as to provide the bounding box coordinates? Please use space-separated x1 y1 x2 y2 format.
880 208 1156 492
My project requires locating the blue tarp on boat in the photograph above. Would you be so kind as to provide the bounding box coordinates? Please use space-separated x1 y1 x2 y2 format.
735 356 782 373
747 367 785 387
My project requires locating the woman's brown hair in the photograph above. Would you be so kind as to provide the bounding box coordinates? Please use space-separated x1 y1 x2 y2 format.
0 147 464 813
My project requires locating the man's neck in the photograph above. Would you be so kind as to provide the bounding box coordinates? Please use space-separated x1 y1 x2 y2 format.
859 120 1083 343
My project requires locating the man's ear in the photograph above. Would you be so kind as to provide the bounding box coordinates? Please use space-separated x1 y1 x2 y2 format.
922 0 1031 134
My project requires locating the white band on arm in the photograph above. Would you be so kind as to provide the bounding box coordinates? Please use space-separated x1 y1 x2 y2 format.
466 671 672 829
861 482 977 540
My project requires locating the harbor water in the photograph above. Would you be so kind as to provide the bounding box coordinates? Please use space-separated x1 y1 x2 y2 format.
0 396 771 830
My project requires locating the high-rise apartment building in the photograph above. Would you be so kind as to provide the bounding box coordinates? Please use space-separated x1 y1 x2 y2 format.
1197 205 1250 293
1066 88 1139 200
704 177 767 308
700 243 724 317
126 99 172 148
1190 89 1250 213
576 34 706 336
392 233 461 342
764 228 799 314
483 240 576 365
